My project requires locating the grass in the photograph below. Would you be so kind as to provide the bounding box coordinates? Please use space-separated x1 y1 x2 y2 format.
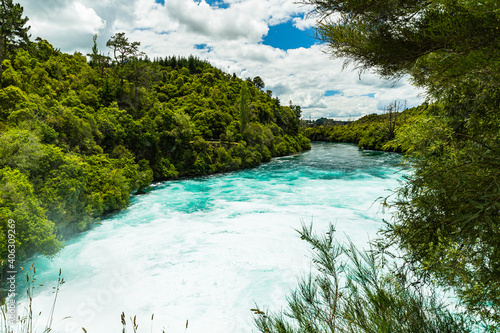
1 264 186 333
1 262 62 333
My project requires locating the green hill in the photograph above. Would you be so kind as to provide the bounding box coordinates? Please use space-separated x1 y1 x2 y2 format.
0 36 310 263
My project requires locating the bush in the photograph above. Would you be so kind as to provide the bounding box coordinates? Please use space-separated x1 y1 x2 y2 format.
254 223 477 333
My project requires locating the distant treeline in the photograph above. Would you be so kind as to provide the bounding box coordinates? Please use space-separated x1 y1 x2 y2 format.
302 105 424 151
302 117 352 127
152 55 211 74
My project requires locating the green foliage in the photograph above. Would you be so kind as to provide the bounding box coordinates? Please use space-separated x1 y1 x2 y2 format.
0 30 309 264
253 76 265 90
0 167 62 261
87 34 110 74
0 0 30 82
305 0 500 94
383 82 500 327
240 81 250 134
303 106 415 152
35 146 91 234
106 32 144 65
302 0 500 327
254 224 476 333
0 128 43 173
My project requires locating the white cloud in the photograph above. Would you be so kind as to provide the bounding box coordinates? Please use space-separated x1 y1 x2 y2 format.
18 0 425 119
292 14 316 30
167 0 268 42
20 0 106 51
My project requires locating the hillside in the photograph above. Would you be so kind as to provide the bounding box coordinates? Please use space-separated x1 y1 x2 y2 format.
0 37 310 263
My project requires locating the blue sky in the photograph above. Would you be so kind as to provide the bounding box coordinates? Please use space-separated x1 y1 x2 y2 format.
203 0 231 8
262 20 317 50
18 0 424 119
324 90 343 97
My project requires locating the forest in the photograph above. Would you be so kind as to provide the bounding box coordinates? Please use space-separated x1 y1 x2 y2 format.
1 0 500 331
0 4 309 266
302 101 422 152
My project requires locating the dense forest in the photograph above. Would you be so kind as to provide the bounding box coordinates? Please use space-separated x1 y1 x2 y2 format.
0 3 309 266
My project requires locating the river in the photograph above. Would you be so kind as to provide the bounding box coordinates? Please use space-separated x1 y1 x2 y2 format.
17 142 403 333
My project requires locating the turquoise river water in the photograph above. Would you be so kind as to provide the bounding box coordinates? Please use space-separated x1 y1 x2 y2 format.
17 142 404 333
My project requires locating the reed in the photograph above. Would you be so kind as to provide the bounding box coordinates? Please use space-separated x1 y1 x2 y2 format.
1 263 62 333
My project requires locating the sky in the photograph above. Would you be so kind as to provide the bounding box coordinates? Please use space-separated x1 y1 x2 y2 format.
18 0 425 120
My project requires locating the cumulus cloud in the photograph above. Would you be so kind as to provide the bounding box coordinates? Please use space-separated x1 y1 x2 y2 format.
17 0 425 119
52 2 105 33
20 0 106 50
292 14 316 31
166 0 268 41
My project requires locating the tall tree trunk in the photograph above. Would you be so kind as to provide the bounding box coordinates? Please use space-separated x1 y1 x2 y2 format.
0 0 5 85
0 36 4 85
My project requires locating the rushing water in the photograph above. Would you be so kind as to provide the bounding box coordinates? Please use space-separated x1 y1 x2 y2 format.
18 142 403 333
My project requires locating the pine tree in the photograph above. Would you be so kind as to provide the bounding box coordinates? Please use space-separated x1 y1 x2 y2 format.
106 32 143 65
0 0 30 83
87 34 110 75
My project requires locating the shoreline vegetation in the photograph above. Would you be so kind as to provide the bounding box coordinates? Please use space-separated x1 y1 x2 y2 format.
0 29 310 272
302 101 423 153
2 0 500 331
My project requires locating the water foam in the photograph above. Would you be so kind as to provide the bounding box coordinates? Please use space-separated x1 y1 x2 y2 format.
17 143 403 332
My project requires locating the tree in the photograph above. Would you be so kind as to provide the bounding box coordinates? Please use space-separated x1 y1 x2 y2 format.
304 0 500 95
87 34 110 74
0 0 30 83
240 82 250 134
106 32 143 65
289 102 301 120
384 100 404 141
253 76 265 90
0 167 62 263
383 88 500 327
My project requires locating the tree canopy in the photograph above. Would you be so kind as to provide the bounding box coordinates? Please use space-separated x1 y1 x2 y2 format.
0 27 310 266
106 32 144 65
0 0 29 81
305 0 500 94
